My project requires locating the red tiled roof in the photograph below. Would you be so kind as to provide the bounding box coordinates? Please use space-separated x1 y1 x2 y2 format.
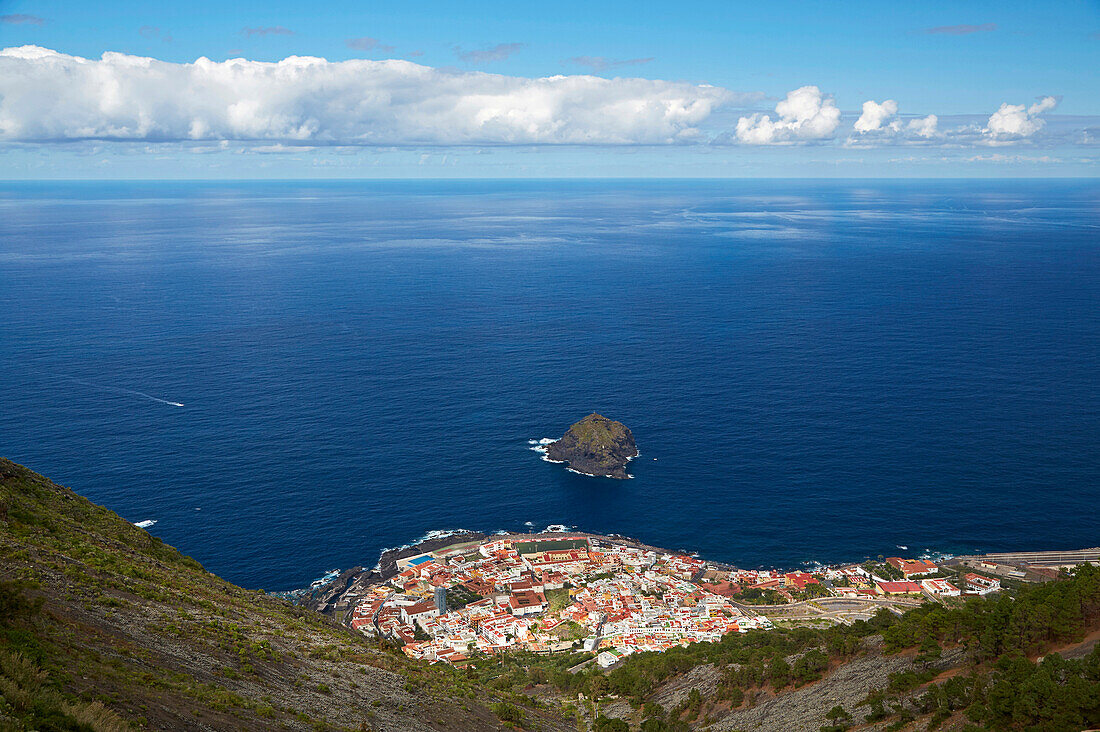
877 580 921 594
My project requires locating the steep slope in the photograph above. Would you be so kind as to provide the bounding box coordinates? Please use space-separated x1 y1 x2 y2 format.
0 458 572 731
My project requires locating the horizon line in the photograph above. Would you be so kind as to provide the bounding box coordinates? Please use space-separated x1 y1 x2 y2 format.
2 175 1098 183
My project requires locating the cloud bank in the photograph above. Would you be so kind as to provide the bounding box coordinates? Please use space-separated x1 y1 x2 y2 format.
0 46 736 145
0 47 1077 151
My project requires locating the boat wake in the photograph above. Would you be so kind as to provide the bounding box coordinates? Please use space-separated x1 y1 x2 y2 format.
68 377 184 407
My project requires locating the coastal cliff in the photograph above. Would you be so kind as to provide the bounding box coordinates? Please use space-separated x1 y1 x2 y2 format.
545 412 638 479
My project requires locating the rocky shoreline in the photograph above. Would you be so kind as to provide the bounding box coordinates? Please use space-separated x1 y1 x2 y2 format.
542 413 639 479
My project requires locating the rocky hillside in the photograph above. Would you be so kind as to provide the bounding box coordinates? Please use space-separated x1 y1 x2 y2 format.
546 413 638 479
0 458 573 732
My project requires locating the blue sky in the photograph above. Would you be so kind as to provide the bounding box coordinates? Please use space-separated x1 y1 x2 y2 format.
1 0 1097 178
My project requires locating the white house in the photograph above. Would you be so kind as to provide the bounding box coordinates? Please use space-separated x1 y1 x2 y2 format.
596 647 633 668
964 573 1001 595
921 578 961 597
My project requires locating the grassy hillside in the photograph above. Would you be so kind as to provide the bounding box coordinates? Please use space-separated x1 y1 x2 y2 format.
0 458 573 732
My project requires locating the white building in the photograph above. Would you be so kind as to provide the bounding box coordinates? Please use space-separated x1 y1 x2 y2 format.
596 648 633 668
921 578 961 597
964 573 1001 595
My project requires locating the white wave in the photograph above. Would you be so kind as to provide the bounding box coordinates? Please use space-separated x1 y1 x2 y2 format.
563 466 633 478
918 549 955 562
369 528 483 569
67 377 184 408
897 545 908 550
420 529 471 541
527 438 557 456
310 569 342 588
133 519 157 529
543 524 574 533
530 438 635 474
524 521 535 526
531 443 566 463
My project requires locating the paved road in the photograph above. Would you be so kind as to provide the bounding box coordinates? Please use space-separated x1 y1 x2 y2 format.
728 595 925 627
953 548 1100 565
817 596 923 609
731 595 921 615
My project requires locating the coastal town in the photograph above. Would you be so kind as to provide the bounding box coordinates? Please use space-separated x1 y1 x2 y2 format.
310 532 1075 669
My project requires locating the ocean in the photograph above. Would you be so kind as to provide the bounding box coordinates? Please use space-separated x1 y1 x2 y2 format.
1 179 1097 589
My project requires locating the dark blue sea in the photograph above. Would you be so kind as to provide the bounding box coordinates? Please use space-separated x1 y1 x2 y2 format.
2 179 1098 589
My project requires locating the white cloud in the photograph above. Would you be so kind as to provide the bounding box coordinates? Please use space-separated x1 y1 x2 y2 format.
851 97 1062 149
986 96 1058 138
854 99 898 132
847 98 939 145
0 46 740 145
908 114 939 138
0 48 1081 154
735 86 841 144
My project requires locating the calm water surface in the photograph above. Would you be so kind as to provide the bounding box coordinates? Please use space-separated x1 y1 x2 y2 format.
1 179 1097 588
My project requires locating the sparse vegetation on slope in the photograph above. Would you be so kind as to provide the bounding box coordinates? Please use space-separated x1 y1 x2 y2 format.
0 458 572 731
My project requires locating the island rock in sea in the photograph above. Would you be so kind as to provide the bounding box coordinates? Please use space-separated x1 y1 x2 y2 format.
545 413 639 479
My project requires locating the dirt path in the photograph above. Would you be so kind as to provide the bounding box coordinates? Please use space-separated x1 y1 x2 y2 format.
1042 626 1100 661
